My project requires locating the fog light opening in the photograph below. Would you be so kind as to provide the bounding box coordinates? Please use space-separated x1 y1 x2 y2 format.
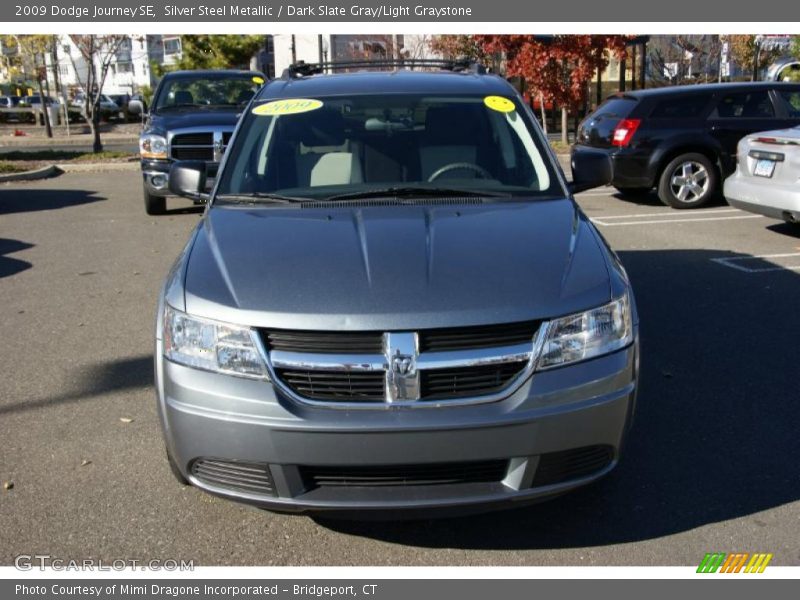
151 174 168 189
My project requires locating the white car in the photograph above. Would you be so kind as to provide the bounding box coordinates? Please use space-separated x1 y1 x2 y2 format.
724 127 800 224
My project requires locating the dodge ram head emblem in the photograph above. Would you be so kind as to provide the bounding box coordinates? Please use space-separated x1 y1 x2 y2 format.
385 333 420 403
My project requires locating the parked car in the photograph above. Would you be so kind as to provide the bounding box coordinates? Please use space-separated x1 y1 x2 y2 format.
72 93 121 120
724 125 800 224
155 60 639 516
20 94 59 107
572 82 800 208
0 95 21 108
133 69 265 214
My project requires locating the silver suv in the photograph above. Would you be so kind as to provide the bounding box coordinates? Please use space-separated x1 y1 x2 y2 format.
156 60 639 516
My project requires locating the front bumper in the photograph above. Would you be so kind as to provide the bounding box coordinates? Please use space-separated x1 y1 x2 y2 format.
156 333 639 515
724 172 800 221
141 160 171 197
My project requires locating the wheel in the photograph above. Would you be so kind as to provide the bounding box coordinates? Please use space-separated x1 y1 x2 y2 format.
657 153 717 209
143 187 166 215
614 186 651 196
165 446 189 486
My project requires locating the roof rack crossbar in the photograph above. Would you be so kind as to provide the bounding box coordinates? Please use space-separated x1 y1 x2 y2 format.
282 59 485 79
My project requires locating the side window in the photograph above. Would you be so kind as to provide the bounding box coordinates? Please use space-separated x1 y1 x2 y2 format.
778 91 800 118
650 94 711 119
714 91 774 119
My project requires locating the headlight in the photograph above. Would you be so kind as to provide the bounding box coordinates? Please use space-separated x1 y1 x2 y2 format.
537 294 633 369
140 133 167 159
163 306 268 379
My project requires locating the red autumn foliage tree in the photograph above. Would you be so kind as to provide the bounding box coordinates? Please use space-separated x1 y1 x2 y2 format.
474 35 631 140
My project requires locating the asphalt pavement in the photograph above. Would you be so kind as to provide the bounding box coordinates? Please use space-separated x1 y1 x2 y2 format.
1 171 799 566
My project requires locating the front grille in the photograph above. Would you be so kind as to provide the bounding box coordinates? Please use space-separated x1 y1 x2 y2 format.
275 368 385 402
190 457 276 496
264 329 383 354
172 132 213 146
532 445 614 487
171 147 213 160
264 322 540 406
300 460 508 489
419 321 538 352
420 361 528 400
222 131 233 145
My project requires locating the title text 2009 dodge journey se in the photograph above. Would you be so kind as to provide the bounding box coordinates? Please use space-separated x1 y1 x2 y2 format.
155 61 639 516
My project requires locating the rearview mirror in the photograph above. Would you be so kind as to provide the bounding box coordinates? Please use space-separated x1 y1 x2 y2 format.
169 161 208 202
569 151 613 194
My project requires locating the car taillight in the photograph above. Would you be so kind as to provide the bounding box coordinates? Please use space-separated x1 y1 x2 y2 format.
612 119 641 147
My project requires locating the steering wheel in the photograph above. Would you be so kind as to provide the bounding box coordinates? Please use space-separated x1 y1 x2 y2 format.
427 162 492 182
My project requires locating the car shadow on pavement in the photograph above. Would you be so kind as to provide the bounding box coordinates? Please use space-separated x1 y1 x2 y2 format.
766 223 800 239
318 248 800 549
0 238 33 278
0 354 153 416
0 187 105 215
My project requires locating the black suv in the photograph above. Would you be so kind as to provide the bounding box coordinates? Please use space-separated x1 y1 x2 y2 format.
131 69 265 215
572 82 800 208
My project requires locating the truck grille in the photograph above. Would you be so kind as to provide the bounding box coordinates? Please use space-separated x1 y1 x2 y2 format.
170 129 233 162
300 460 509 489
190 457 276 496
263 321 540 407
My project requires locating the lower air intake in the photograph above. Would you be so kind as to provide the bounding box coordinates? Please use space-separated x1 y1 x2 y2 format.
300 460 509 489
191 458 276 496
532 445 614 487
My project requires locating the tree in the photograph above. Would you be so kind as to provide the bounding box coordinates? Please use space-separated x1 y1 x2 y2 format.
725 35 782 81
475 35 630 143
2 35 55 138
428 35 486 61
66 35 127 152
167 35 264 71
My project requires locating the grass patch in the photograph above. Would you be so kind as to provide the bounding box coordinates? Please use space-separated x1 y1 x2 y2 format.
0 161 28 174
549 140 572 154
0 150 135 162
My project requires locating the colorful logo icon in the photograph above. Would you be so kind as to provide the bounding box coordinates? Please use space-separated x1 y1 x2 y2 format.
697 553 773 573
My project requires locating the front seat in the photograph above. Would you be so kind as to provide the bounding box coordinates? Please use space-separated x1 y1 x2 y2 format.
420 105 482 181
290 109 363 187
173 90 194 106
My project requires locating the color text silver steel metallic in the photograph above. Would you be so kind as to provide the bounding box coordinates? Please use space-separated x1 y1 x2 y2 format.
155 62 639 516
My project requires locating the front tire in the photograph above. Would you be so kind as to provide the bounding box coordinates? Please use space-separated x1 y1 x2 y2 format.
657 153 717 209
143 187 166 215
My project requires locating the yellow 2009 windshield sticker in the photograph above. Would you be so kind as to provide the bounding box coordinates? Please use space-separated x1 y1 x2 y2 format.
252 76 265 85
252 98 323 116
484 96 516 113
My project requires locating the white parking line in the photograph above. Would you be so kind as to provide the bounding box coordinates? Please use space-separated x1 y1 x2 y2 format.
595 208 742 220
592 215 763 226
711 253 800 273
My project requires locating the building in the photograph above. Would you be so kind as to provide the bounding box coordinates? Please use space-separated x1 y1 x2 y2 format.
271 34 440 75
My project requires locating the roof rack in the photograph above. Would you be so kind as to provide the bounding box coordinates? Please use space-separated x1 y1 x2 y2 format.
282 59 486 79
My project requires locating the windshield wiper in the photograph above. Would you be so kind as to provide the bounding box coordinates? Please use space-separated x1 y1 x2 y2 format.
215 192 312 205
324 186 511 202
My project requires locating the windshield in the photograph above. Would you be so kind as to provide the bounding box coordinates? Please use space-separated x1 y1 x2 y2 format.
154 76 260 111
216 93 562 201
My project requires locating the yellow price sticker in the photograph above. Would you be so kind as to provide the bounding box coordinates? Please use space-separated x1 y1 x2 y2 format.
252 76 265 85
252 98 323 116
484 95 516 113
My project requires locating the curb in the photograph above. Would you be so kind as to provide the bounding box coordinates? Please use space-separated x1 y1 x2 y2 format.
0 164 62 183
57 162 139 173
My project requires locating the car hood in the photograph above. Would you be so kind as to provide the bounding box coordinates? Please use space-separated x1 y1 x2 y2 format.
183 199 613 330
149 109 243 132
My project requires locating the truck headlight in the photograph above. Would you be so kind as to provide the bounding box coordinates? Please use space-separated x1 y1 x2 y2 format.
163 306 269 379
537 294 633 369
140 134 167 159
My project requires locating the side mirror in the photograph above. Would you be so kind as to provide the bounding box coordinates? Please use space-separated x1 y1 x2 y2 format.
570 150 613 194
128 99 144 115
169 161 208 202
